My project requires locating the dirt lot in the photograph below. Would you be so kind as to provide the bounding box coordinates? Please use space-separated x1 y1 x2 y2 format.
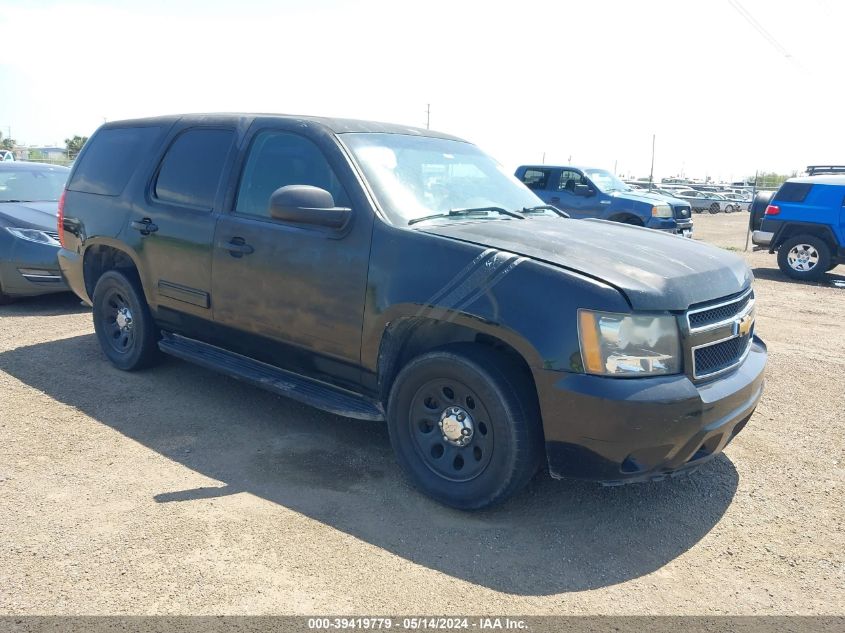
1 212 843 615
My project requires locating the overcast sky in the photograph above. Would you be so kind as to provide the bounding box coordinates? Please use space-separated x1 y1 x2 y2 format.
1 0 842 181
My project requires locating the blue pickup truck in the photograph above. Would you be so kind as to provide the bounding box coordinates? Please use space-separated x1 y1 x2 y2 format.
515 165 693 236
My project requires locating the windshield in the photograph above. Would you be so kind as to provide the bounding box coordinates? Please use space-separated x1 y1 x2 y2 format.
342 133 543 226
0 167 69 202
584 169 630 193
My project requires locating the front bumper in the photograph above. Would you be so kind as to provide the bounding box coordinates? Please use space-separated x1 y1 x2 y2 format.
0 235 68 297
647 217 693 237
537 335 767 483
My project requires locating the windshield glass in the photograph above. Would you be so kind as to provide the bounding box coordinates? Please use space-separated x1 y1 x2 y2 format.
584 169 630 193
342 133 542 226
0 167 69 202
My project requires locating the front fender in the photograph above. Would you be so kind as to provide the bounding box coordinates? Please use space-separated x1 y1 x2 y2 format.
361 222 630 376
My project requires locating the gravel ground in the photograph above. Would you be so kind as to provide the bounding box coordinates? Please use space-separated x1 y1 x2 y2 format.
0 212 843 615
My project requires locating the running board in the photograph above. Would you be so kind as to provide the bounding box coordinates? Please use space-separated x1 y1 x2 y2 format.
158 333 384 421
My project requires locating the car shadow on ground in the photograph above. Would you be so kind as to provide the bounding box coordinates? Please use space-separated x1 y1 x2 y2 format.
0 292 89 316
751 266 845 289
0 334 740 596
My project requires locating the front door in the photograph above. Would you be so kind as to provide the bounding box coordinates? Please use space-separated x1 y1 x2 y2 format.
552 169 600 218
210 126 373 383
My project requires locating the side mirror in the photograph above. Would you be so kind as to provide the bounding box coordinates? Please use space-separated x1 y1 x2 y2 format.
573 184 593 197
269 185 351 228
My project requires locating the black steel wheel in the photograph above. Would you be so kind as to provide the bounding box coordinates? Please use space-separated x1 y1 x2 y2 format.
387 344 543 510
709 202 721 214
92 270 161 370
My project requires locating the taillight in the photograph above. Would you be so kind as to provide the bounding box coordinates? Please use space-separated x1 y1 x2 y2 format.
765 204 780 215
57 189 66 247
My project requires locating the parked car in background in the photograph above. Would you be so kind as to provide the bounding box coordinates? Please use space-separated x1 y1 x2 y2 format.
752 174 844 280
0 162 70 303
673 189 730 214
515 165 693 236
57 113 765 509
720 192 751 211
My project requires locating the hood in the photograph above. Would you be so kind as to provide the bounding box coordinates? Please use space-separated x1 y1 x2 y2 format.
0 201 59 231
421 217 751 311
628 189 689 206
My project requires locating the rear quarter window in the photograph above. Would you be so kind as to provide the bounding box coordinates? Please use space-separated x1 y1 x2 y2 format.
773 182 812 203
68 126 162 196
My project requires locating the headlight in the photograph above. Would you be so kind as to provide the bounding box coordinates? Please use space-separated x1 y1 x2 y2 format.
578 310 681 376
4 227 60 246
651 204 672 218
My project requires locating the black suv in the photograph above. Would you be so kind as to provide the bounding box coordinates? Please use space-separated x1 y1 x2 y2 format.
57 114 767 509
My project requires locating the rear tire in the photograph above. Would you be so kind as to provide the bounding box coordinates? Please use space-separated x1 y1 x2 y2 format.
92 270 161 370
777 235 832 281
386 344 543 510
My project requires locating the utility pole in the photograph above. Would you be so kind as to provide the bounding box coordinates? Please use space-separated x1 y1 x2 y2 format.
614 160 617 176
425 104 430 130
541 151 545 164
649 134 655 190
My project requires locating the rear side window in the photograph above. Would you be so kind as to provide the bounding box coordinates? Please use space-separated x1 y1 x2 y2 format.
774 182 812 203
520 168 550 190
154 128 234 209
68 126 161 196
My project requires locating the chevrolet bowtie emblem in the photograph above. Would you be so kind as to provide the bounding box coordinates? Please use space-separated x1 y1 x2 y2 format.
736 314 754 337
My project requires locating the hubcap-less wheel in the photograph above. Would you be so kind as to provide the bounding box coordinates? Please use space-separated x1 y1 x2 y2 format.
709 203 720 214
787 243 819 271
100 288 136 353
409 378 493 482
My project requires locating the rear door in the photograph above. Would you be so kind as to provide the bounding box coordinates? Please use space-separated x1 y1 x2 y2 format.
517 167 555 204
210 124 373 383
126 125 235 322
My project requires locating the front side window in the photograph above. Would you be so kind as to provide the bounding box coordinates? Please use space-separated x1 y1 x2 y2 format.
154 128 234 209
235 131 349 218
558 170 586 192
341 133 541 226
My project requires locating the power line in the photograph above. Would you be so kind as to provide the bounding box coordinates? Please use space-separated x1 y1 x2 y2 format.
727 0 793 60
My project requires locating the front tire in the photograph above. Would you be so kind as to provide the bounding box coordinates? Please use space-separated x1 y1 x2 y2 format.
92 270 161 370
777 235 832 281
386 345 542 510
709 202 721 214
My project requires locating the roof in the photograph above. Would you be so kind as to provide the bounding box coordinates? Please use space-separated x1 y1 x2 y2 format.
519 164 606 172
788 174 845 186
0 161 70 172
100 113 466 142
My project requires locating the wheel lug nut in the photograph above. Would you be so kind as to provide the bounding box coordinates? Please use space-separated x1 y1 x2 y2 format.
442 435 449 442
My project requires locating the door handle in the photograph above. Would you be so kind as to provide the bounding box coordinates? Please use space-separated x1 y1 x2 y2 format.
130 218 158 235
221 237 254 257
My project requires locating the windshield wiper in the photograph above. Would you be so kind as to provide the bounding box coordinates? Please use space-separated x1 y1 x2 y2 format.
522 205 570 218
408 206 525 226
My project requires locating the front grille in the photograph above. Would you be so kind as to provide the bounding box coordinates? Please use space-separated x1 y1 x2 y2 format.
688 289 754 329
687 287 755 379
694 335 751 377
